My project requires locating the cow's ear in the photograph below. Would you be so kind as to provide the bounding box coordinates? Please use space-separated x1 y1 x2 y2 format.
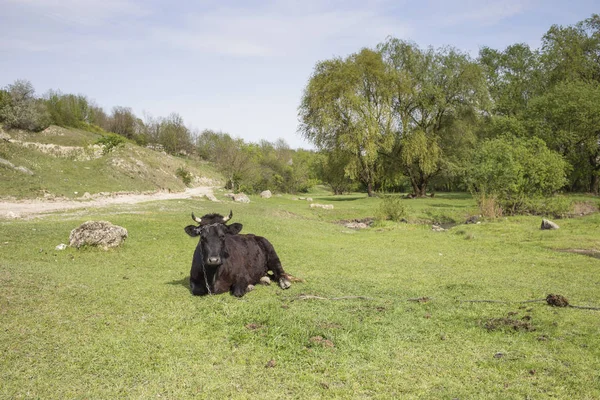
227 223 243 235
184 225 201 237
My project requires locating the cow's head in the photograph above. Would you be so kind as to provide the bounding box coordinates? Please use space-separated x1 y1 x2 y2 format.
184 210 243 266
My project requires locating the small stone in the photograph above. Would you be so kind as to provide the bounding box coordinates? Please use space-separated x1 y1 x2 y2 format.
541 219 559 230
233 193 250 203
55 243 67 251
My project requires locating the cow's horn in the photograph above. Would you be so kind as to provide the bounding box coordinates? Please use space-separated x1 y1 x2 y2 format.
223 210 233 222
191 212 202 223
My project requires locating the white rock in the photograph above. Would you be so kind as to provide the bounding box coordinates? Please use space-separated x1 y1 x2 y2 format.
541 219 560 230
260 190 272 199
233 193 250 203
55 243 67 250
204 193 219 202
310 203 334 210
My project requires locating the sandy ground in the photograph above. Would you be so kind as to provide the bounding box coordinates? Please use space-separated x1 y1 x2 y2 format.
0 186 216 219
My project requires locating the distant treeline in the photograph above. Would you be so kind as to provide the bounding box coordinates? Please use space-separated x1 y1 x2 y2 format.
299 13 600 206
0 80 323 194
2 14 599 209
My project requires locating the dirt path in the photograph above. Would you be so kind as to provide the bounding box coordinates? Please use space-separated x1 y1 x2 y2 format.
0 186 216 219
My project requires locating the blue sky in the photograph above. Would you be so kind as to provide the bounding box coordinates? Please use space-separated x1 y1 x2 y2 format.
0 0 597 149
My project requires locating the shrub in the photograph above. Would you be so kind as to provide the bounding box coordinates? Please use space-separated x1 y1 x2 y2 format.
96 133 126 155
175 166 192 186
468 136 568 215
0 80 50 131
377 195 407 222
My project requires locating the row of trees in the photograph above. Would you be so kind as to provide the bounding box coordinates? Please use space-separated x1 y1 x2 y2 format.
0 81 198 155
196 130 317 193
299 14 600 201
0 79 319 194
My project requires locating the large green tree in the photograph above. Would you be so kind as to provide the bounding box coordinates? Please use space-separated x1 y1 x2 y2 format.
299 48 396 196
541 14 600 86
379 39 488 196
528 80 600 193
478 44 543 117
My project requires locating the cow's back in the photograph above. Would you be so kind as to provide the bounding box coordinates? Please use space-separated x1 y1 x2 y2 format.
221 234 269 284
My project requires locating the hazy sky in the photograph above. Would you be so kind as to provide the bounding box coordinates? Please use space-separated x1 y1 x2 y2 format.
0 0 597 149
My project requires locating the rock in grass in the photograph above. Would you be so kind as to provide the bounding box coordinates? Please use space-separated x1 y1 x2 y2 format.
310 203 334 210
233 193 250 203
204 193 219 202
541 219 559 230
69 221 128 249
432 224 446 232
260 190 272 199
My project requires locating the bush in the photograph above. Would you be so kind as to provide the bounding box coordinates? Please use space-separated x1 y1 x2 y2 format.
175 167 192 186
468 136 568 215
0 80 50 131
96 133 126 155
377 195 407 222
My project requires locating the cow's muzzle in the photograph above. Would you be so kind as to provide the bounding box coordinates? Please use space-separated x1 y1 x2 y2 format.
206 256 221 265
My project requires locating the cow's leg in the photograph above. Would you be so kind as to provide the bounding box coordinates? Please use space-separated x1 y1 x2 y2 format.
259 276 271 285
259 238 291 289
231 278 250 298
190 279 208 296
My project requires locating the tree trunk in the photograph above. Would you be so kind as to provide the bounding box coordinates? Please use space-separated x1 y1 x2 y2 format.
367 181 375 197
590 153 600 195
409 175 428 197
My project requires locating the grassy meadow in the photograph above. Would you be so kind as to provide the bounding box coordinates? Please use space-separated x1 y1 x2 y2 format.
1 191 600 399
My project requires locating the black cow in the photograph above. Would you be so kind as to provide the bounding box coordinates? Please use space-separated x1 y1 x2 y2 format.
184 210 292 297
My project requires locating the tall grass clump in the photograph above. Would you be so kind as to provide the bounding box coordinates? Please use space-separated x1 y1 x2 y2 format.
376 195 407 222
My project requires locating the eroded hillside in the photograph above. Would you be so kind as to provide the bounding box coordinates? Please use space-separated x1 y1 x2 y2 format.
0 125 221 200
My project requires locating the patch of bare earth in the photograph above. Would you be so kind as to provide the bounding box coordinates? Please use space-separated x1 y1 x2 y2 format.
571 201 599 216
0 186 217 219
557 248 600 260
484 317 535 332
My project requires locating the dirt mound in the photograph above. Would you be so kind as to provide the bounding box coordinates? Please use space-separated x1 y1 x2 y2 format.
546 294 569 307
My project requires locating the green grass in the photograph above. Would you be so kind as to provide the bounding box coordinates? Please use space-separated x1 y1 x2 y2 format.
1 193 600 398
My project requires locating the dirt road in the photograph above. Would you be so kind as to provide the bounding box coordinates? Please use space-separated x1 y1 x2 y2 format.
0 186 216 219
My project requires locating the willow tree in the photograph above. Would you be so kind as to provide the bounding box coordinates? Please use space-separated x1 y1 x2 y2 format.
379 39 489 196
528 80 600 193
299 48 396 196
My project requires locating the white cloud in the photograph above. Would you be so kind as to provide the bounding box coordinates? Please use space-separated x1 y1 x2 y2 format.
153 3 413 58
428 0 533 28
5 0 148 26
